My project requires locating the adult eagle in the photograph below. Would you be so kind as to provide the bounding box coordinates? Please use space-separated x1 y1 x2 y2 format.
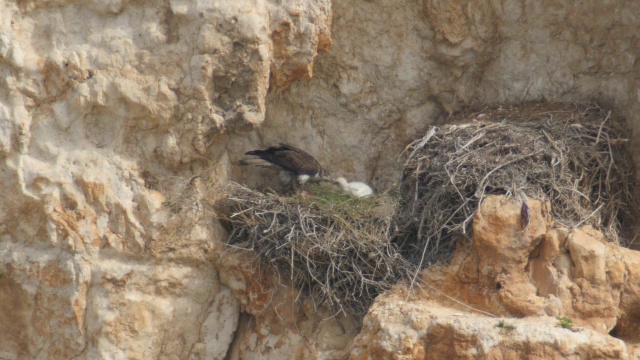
240 143 326 189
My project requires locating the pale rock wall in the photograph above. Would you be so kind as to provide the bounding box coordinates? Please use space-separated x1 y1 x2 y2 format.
0 0 330 358
2 0 640 359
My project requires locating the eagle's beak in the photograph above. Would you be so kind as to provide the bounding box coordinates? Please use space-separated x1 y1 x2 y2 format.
319 174 335 184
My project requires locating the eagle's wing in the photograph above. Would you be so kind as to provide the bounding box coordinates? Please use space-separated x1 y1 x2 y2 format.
271 144 322 175
243 144 323 176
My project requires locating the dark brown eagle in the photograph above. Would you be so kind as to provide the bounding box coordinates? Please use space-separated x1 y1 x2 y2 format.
240 143 326 187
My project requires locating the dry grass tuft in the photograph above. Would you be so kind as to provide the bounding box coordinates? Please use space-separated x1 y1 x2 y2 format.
218 182 410 315
396 102 638 268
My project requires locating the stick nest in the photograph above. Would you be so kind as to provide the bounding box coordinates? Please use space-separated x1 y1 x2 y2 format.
219 183 410 315
396 102 638 266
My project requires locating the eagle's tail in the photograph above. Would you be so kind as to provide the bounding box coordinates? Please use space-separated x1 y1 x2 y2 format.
245 144 291 157
239 157 275 168
244 149 265 156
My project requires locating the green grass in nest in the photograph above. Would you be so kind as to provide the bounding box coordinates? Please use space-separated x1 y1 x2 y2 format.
294 183 394 218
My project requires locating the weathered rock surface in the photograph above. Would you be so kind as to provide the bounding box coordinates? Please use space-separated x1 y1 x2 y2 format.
351 294 627 360
352 195 640 359
2 0 640 359
0 0 330 358
420 196 635 334
217 252 359 360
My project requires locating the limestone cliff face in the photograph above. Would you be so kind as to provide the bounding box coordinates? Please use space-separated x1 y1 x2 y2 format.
1 0 640 359
0 0 330 358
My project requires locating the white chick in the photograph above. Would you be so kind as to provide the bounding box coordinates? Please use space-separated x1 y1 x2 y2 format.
335 177 374 198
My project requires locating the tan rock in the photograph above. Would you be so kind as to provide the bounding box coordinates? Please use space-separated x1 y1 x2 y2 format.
613 247 640 343
351 291 628 360
0 0 332 357
568 227 607 285
472 196 551 274
421 196 627 332
218 252 358 360
0 250 90 359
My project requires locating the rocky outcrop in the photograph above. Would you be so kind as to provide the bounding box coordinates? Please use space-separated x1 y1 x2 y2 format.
351 295 627 359
419 196 631 332
351 195 640 359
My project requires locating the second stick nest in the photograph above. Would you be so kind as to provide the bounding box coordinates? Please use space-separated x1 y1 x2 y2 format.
396 103 637 267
